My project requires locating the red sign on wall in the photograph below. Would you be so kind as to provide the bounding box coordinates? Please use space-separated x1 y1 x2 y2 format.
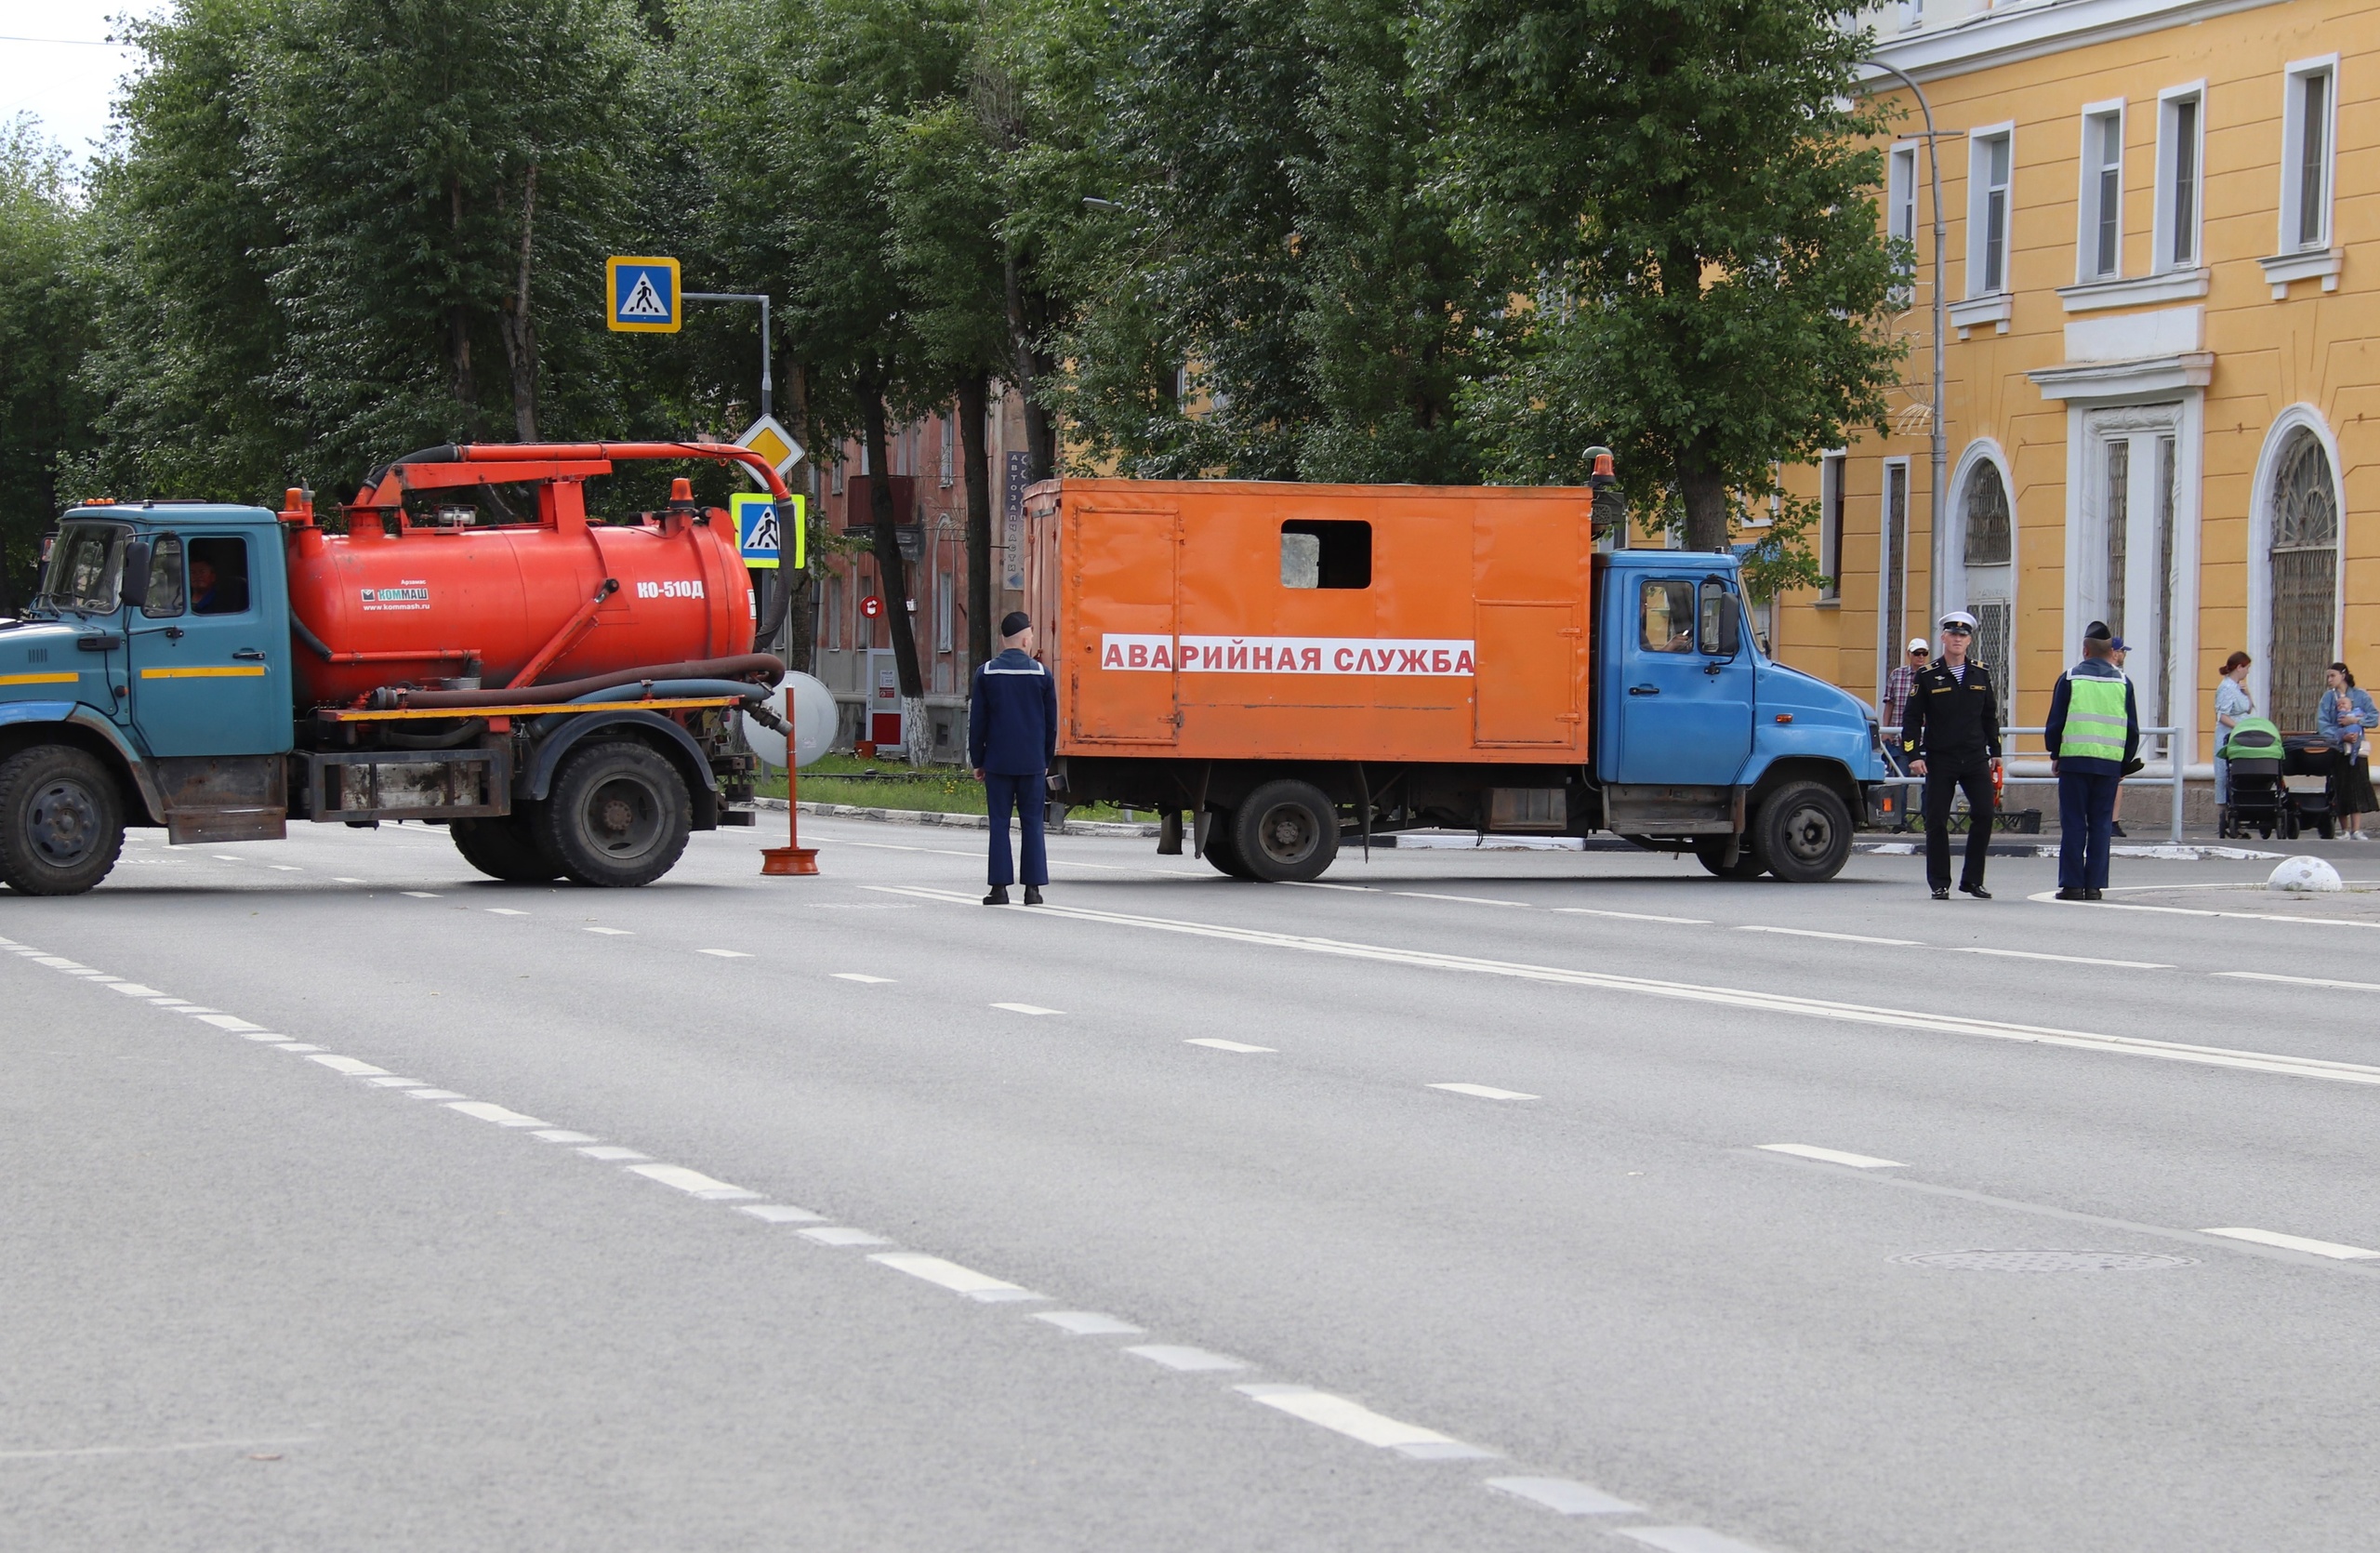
860 595 883 619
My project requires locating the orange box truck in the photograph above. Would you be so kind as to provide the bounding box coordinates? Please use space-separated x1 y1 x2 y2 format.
1019 474 1897 883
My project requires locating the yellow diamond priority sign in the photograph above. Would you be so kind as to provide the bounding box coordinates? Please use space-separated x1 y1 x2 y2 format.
736 414 804 477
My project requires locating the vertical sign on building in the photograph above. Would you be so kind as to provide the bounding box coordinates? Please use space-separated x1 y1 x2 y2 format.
1002 451 1031 591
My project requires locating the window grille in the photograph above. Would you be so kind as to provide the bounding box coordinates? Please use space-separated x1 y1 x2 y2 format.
2270 431 2338 726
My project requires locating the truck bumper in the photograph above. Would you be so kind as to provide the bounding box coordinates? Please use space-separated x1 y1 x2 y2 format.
1864 778 1918 830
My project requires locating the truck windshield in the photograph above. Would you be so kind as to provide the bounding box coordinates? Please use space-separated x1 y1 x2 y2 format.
39 523 129 615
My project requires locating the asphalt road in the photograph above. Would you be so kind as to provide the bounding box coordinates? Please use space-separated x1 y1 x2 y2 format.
7 816 2380 1553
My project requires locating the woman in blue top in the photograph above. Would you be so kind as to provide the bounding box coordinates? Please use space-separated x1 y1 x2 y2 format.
2213 652 2253 804
2318 662 2377 839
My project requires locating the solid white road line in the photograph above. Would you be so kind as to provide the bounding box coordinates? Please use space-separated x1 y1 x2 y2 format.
2028 890 2380 929
800 1227 892 1246
1758 1143 1907 1169
1394 891 1528 907
1235 1385 1498 1459
991 1002 1063 1015
737 1204 826 1224
1035 1311 1144 1335
1429 1083 1540 1101
0 1435 319 1463
447 1101 548 1127
867 886 2380 1089
1484 1477 1642 1516
1126 1345 1248 1372
624 1162 757 1201
832 973 894 983
871 1253 1040 1301
1555 908 1712 924
1619 1528 1776 1553
1738 925 1920 946
2200 1228 2380 1260
1186 1038 1276 1053
1950 947 2174 969
2215 970 2380 993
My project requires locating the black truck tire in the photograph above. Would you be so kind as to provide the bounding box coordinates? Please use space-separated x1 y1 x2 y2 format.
1755 779 1853 883
1201 808 1258 880
1695 838 1767 880
451 811 563 883
538 739 692 887
0 744 126 896
1230 778 1341 883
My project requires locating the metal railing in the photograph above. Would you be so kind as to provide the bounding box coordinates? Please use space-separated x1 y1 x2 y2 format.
1884 723 2190 843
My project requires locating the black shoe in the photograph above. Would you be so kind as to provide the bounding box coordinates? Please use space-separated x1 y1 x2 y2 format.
2083 888 2104 900
1961 883 1992 899
2056 888 2084 901
1930 886 1950 900
2110 824 2127 837
983 885 1011 905
1023 886 1044 906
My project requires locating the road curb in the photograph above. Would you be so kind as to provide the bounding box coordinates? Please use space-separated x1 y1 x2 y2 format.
754 797 1162 839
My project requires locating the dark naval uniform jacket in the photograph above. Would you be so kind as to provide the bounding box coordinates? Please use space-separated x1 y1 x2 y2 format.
968 648 1059 775
1898 659 2003 768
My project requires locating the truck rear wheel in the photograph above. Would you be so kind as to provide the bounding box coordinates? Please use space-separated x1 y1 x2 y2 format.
0 745 126 896
451 812 563 883
1755 780 1852 883
539 740 691 887
1230 779 1340 883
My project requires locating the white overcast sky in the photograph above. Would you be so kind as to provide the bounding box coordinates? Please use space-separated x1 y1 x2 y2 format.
2 0 174 174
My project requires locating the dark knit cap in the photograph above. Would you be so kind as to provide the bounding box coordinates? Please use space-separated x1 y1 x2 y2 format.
1000 611 1031 637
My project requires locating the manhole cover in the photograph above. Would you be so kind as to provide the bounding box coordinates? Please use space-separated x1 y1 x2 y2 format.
1892 1250 2198 1273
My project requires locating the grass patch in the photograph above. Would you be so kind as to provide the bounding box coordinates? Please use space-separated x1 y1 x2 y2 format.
756 763 1141 822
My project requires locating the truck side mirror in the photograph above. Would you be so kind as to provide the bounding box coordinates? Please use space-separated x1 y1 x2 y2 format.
1699 577 1740 657
121 538 152 611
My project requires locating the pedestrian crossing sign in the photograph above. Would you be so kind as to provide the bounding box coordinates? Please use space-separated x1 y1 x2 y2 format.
606 256 680 333
732 492 803 570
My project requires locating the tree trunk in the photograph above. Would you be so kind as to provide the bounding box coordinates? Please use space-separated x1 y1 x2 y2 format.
783 361 815 673
957 373 994 676
860 380 925 708
496 163 540 443
1004 253 1059 482
1675 445 1732 553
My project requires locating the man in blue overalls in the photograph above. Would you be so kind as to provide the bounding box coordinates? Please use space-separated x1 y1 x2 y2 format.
970 611 1060 905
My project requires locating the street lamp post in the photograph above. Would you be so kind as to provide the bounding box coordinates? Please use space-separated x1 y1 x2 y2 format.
1860 59 1950 634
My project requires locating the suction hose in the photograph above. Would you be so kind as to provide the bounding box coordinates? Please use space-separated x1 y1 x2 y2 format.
371 654 785 710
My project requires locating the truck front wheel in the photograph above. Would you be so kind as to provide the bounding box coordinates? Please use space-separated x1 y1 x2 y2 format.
1201 808 1258 880
1230 779 1341 883
0 745 126 896
1694 838 1767 880
1756 780 1853 883
538 740 692 887
451 811 563 883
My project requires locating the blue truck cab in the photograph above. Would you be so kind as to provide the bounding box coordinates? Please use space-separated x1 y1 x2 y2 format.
1588 547 1890 880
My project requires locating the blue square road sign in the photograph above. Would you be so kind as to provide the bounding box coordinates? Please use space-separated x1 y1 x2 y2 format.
607 257 680 333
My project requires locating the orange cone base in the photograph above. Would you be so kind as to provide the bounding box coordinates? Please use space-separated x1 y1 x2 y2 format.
760 846 820 876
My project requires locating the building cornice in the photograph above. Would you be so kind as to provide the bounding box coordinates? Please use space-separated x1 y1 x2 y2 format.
2027 351 2214 405
1862 0 2290 85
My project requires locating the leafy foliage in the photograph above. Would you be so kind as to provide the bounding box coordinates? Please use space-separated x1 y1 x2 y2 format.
0 120 100 605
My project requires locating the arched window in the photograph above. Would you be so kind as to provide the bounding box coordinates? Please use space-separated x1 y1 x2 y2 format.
1963 462 2013 565
2268 431 2338 728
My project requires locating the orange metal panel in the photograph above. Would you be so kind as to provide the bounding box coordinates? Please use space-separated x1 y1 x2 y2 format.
1038 480 1595 765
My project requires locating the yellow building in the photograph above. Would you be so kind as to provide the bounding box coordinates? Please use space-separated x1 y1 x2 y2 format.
1778 0 2373 790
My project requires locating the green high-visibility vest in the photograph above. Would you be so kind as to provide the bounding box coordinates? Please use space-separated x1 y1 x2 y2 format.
2059 673 2129 761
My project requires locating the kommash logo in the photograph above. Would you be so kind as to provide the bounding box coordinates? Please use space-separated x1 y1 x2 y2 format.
1102 634 1474 676
360 584 430 611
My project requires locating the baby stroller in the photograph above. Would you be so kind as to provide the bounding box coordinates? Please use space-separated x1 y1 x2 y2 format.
2218 717 2288 838
2283 735 2340 840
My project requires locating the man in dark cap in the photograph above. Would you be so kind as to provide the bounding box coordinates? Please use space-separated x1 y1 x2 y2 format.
969 611 1060 905
2044 619 2139 901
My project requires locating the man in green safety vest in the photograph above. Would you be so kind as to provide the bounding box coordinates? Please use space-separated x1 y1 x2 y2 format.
2043 620 2140 900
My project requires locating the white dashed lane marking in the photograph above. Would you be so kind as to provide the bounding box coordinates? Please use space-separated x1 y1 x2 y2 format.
737 1204 826 1224
1036 1311 1144 1336
401 891 441 898
485 909 528 917
832 972 894 983
991 1002 1062 1015
2200 1228 2380 1260
1737 925 1919 946
2215 970 2380 993
1618 1526 1779 1553
583 926 632 936
1951 947 2172 968
1393 891 1527 908
1236 1385 1498 1459
625 1163 758 1201
800 1227 892 1247
698 949 752 958
1186 1038 1275 1053
1127 1345 1248 1372
870 1253 1041 1302
1429 1083 1540 1101
1485 1476 1641 1515
448 1101 547 1127
578 1146 650 1161
1555 908 1712 924
1758 1144 1907 1169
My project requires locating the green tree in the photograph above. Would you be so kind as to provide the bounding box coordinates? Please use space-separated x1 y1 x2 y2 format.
0 120 100 607
1422 0 1903 551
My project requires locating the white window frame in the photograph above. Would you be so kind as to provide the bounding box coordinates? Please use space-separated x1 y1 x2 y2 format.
2280 55 2338 253
938 413 956 486
2153 83 2206 273
1899 0 1924 31
2076 100 2125 283
1888 143 1919 304
1965 124 2015 299
1877 456 1913 702
1818 451 1845 603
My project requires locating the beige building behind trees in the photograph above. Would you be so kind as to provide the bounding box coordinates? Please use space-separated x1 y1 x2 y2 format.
1778 0 2372 781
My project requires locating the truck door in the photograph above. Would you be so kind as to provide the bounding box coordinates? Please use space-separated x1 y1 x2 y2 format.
1609 575 1754 786
1067 504 1179 745
126 532 288 756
